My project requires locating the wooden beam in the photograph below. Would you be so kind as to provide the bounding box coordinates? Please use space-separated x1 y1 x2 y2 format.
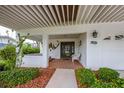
1 6 37 28
17 6 42 27
71 5 75 25
24 5 44 27
114 13 124 21
30 5 49 27
109 6 124 22
55 5 62 25
76 5 81 24
80 5 87 24
105 6 123 22
96 5 112 22
61 5 66 25
67 5 69 25
100 5 118 22
36 5 52 26
91 5 106 23
84 5 94 24
42 5 56 26
88 5 100 23
48 5 59 25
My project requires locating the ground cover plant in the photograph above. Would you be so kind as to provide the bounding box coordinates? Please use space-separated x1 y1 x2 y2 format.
75 67 124 88
0 45 16 71
0 41 41 88
0 68 39 88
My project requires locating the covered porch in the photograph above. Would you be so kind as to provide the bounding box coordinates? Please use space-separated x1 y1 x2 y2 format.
1 5 124 70
21 33 86 69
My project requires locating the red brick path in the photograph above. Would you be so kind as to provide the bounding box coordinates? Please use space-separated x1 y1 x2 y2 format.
48 59 83 69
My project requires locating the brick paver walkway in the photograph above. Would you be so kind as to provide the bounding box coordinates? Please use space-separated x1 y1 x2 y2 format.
49 59 83 69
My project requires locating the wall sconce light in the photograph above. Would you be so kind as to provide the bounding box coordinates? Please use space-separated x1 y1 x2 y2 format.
92 30 98 38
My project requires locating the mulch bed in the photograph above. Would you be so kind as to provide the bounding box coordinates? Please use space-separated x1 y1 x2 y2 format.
16 68 56 88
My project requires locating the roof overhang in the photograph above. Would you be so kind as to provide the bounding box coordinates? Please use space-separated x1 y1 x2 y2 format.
0 5 124 31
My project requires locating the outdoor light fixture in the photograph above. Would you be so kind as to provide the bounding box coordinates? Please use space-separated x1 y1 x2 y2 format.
92 30 98 38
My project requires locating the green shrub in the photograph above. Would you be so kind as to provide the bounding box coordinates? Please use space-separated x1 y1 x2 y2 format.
0 68 39 87
22 44 40 54
4 60 16 70
98 67 119 82
0 60 15 71
75 67 123 88
0 60 6 71
76 68 96 87
0 45 16 62
112 78 124 88
90 79 118 88
0 45 16 70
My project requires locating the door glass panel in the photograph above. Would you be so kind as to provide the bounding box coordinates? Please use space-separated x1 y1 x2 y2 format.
61 42 75 58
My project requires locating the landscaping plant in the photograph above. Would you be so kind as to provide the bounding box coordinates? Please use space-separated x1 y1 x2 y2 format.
98 67 119 82
22 44 40 54
0 45 16 70
0 60 6 71
0 68 39 87
76 68 96 87
76 67 124 88
0 45 16 61
90 79 118 88
0 60 15 71
112 78 124 88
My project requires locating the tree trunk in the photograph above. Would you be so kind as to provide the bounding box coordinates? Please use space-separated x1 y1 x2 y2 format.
16 33 29 67
16 45 23 67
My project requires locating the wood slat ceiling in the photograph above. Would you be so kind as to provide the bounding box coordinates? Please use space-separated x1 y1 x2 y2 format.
0 5 124 30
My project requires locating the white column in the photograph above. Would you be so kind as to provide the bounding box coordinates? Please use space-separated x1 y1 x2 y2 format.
39 42 42 54
42 34 49 68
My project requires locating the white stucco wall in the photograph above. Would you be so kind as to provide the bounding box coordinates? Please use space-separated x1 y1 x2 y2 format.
87 28 124 70
21 54 43 67
78 33 87 67
18 22 124 70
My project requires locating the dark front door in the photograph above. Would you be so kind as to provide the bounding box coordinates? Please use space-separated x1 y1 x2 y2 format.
61 42 75 59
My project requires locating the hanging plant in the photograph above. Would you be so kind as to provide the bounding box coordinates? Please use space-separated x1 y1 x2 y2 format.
49 40 60 51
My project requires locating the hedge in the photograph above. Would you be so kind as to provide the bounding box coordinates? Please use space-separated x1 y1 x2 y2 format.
0 45 16 62
22 44 40 54
98 67 119 82
0 45 16 70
